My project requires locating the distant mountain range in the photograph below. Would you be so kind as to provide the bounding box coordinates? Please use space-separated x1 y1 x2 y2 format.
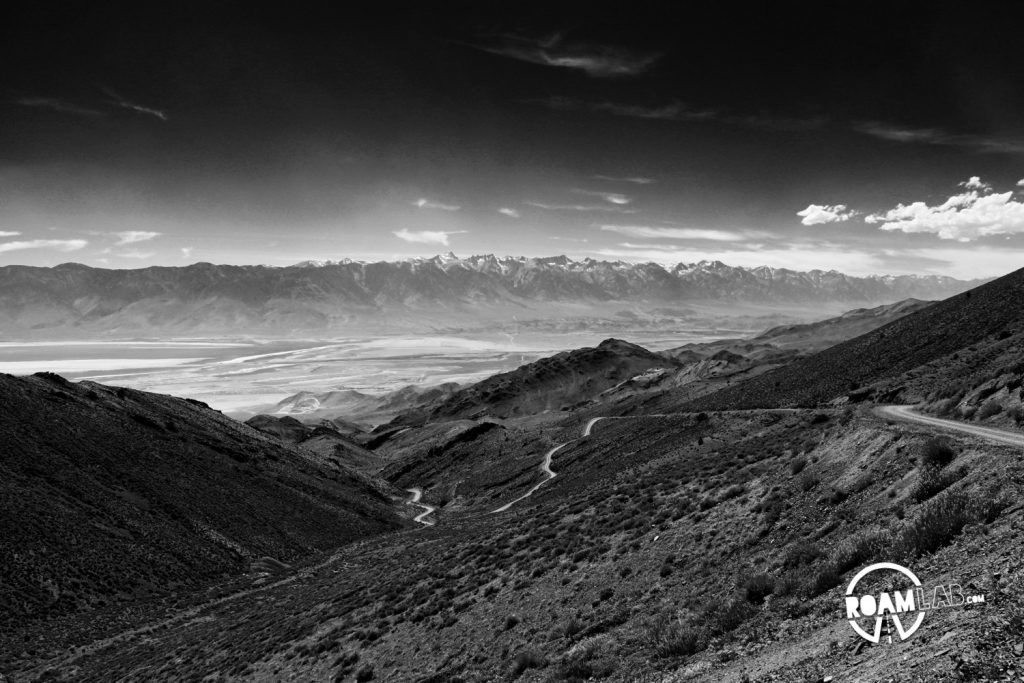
0 255 982 336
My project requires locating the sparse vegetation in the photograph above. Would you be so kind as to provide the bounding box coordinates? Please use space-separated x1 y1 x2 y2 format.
742 573 775 604
510 649 546 676
920 437 957 468
977 400 1003 420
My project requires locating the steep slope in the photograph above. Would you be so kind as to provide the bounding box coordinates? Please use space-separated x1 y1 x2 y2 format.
0 258 979 336
393 339 681 423
751 297 933 350
683 267 1024 410
13 405 1022 682
0 373 406 626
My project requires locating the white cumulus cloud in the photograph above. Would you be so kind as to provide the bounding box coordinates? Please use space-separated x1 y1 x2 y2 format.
960 176 992 192
0 231 21 237
796 204 857 226
393 229 465 246
498 207 520 219
865 178 1024 241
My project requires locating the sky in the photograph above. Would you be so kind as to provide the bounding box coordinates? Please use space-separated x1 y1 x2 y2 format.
3 1 1024 279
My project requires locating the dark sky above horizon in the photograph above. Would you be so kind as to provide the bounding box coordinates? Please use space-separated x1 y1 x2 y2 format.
3 1 1024 277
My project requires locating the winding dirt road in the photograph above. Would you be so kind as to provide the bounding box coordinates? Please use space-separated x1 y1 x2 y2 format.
405 487 436 525
875 404 1024 448
491 443 569 513
492 416 614 514
491 408 815 514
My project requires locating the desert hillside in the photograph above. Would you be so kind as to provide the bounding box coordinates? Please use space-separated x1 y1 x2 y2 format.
0 373 407 631
3 274 1024 682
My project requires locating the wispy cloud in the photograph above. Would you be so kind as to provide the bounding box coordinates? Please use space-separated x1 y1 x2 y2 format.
471 34 660 78
796 204 858 226
498 207 520 219
99 86 168 121
0 239 87 254
181 247 194 258
14 97 104 117
113 230 161 245
414 198 461 211
592 175 656 185
531 96 824 132
536 96 715 121
853 121 1024 155
393 229 466 246
116 249 155 259
865 177 1024 241
525 200 637 214
0 231 21 237
598 225 748 241
573 189 631 205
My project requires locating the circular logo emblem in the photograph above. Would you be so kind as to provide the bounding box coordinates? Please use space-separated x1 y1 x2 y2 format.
846 562 925 643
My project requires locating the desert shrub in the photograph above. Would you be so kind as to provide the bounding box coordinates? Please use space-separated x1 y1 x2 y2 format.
720 484 745 501
355 664 374 682
932 398 956 416
919 438 957 469
561 617 584 639
782 541 823 568
960 405 977 420
1007 404 1024 424
643 612 703 658
789 457 808 475
911 466 966 502
772 573 801 597
823 488 848 505
550 637 617 680
832 530 889 574
504 614 521 630
742 574 775 604
510 649 546 676
806 565 842 596
900 489 1006 559
976 384 1001 402
849 473 874 494
761 499 784 528
798 473 820 492
659 564 673 578
706 598 756 634
977 401 1003 420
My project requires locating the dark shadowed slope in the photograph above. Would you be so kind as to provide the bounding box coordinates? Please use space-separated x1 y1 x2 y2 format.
0 373 406 626
684 267 1024 410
